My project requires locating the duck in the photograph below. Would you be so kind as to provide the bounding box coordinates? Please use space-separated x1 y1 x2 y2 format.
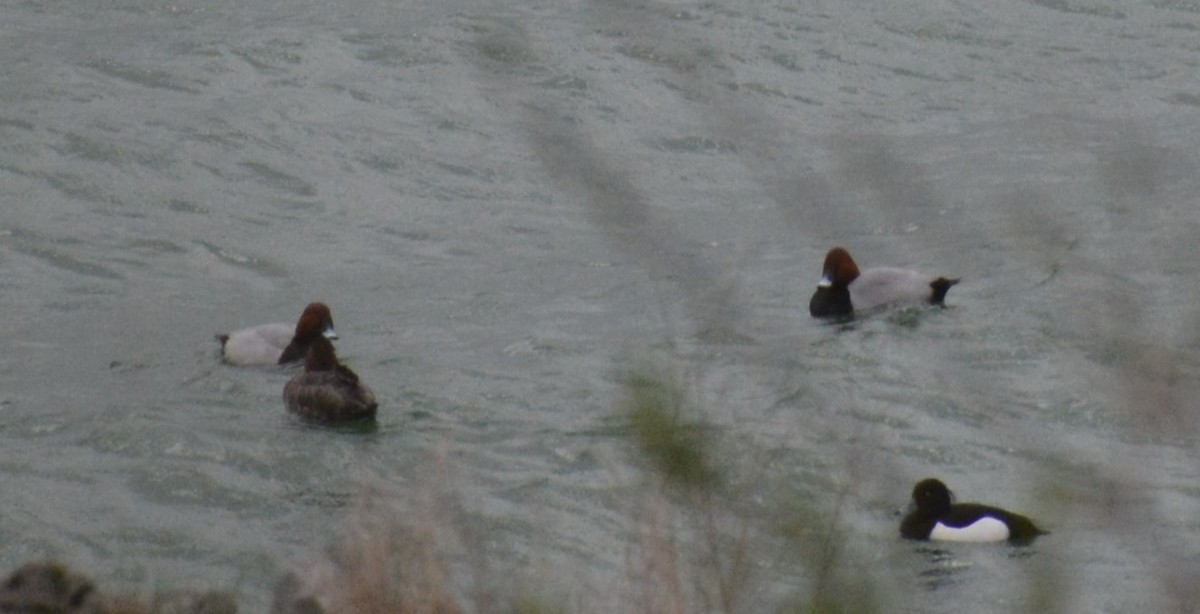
283 336 377 423
809 247 959 318
900 478 1046 544
217 302 337 366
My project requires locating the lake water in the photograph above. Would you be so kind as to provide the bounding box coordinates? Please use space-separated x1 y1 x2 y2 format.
2 0 1199 611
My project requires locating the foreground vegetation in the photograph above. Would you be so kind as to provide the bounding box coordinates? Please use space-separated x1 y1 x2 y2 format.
9 351 1197 613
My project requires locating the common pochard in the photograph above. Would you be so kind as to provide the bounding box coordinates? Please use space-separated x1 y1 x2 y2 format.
217 302 337 366
809 247 959 318
900 478 1045 544
283 336 377 423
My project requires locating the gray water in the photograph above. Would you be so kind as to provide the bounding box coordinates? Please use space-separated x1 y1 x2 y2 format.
3 0 1200 611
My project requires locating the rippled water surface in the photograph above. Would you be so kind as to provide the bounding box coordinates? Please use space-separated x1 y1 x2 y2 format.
3 0 1200 611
